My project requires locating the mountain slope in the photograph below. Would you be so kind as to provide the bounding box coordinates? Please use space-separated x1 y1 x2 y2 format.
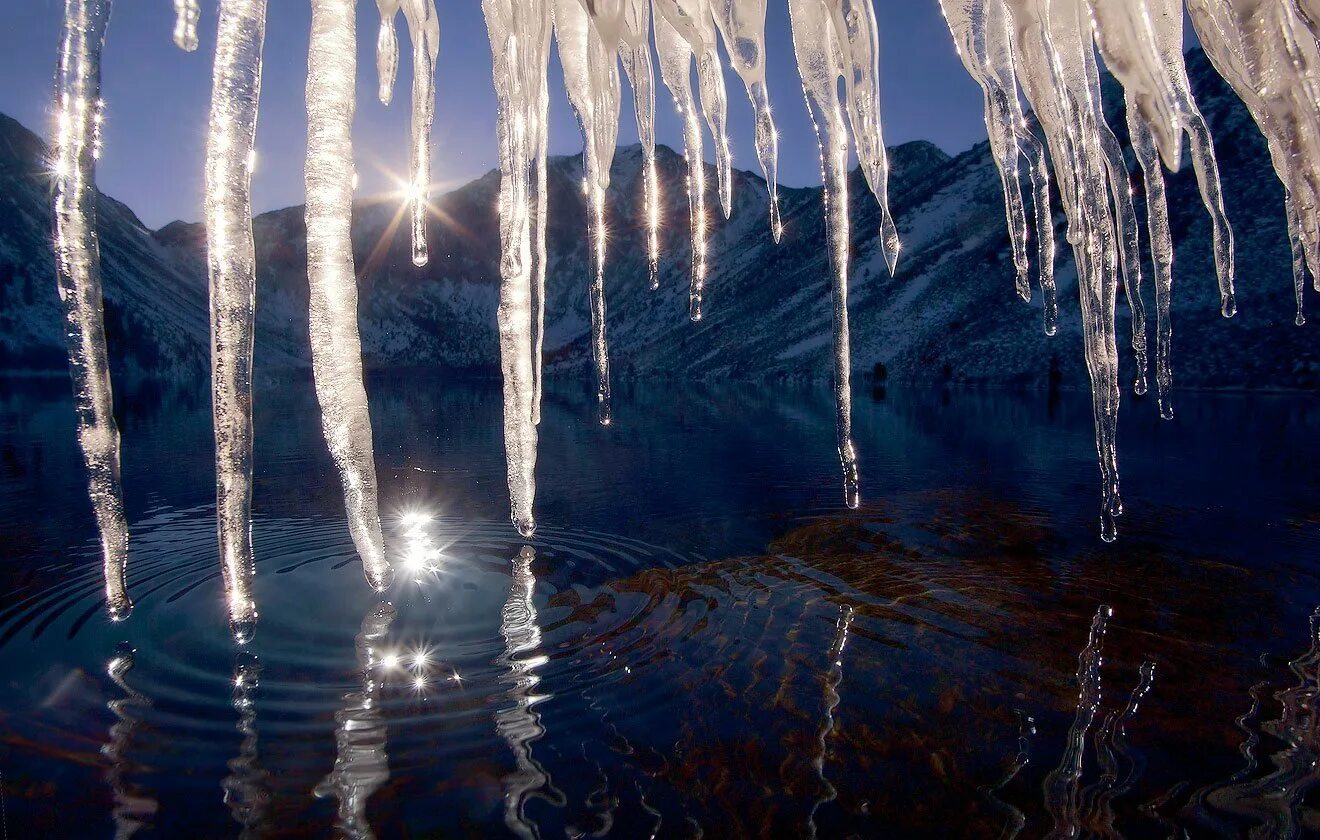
0 48 1315 390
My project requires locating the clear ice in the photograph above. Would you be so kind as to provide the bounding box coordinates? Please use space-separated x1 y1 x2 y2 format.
173 0 200 52
788 0 901 508
709 0 783 239
482 0 551 536
205 0 268 641
305 0 395 589
53 0 131 621
374 0 440 267
554 0 621 425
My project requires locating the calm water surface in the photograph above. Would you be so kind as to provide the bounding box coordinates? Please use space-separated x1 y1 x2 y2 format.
0 374 1318 837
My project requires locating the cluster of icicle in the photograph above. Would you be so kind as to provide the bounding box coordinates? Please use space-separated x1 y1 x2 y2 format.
936 0 1320 540
49 0 1318 636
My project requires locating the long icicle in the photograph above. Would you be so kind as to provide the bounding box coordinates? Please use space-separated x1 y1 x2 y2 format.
482 0 545 536
305 0 394 589
173 0 200 51
555 0 621 426
53 0 131 620
206 0 267 642
529 4 553 426
653 6 709 320
709 0 783 239
788 0 861 508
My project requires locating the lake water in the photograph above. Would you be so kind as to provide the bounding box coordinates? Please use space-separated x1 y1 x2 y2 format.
1 373 1318 837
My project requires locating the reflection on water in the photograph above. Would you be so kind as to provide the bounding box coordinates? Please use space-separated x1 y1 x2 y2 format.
103 644 156 838
313 603 396 839
0 379 1319 836
222 653 268 838
495 545 562 839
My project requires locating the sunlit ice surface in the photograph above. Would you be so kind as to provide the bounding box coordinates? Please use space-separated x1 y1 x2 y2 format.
1 376 1319 835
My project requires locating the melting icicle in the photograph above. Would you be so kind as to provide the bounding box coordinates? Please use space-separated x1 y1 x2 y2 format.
375 0 439 267
654 0 734 218
654 7 709 319
830 0 901 275
709 0 782 240
939 0 1040 302
173 0 200 52
555 0 621 426
305 0 395 589
53 0 131 621
788 0 870 508
1190 0 1316 308
206 0 267 643
482 0 550 535
1002 0 1125 540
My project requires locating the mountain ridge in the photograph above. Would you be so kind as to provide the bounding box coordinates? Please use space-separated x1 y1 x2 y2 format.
1 49 1315 392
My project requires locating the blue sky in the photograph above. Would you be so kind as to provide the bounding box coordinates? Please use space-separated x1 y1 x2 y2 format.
1 1 986 228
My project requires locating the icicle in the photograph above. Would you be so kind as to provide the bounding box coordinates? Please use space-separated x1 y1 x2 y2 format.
709 0 783 240
787 0 863 508
52 0 131 621
375 0 400 104
555 0 621 425
1003 0 1124 540
375 0 439 267
1127 112 1175 419
482 0 549 535
1190 0 1320 304
305 0 395 588
173 0 200 52
617 0 662 285
1144 0 1236 317
829 0 901 275
206 0 268 642
653 8 709 319
654 0 734 217
939 0 1038 301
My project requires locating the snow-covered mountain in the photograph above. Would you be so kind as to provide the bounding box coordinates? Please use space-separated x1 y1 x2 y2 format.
2 49 1315 389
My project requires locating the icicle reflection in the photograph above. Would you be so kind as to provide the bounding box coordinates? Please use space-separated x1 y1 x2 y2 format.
223 652 270 838
314 602 397 840
495 545 562 839
103 644 157 839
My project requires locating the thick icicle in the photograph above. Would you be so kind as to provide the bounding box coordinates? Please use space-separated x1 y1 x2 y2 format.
173 0 200 51
939 0 1038 301
52 0 131 621
555 0 621 425
1190 0 1320 304
653 7 709 319
205 0 267 642
709 0 782 239
654 0 734 217
305 0 394 589
374 0 439 267
787 0 862 508
482 0 549 535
